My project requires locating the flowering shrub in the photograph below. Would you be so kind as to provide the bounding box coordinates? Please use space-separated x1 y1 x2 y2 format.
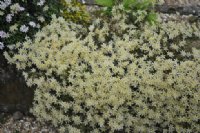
0 0 89 51
5 6 200 131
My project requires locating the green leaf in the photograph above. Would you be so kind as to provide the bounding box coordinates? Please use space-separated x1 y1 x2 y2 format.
134 0 150 10
146 12 157 24
123 0 155 10
95 0 114 7
123 0 137 9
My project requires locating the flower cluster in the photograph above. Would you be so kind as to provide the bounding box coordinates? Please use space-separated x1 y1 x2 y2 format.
0 0 64 50
5 8 200 132
0 0 11 10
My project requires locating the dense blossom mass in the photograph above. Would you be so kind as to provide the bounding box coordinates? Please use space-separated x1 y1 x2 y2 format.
1 0 200 132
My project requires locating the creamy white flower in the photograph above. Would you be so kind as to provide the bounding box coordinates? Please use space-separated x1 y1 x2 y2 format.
0 0 11 10
43 5 49 11
180 50 187 57
6 14 13 23
0 42 4 49
0 31 9 38
10 3 25 14
37 16 45 22
9 24 18 32
89 25 95 31
0 11 4 16
167 52 174 57
20 25 29 33
7 44 15 50
29 21 36 27
94 18 101 25
37 0 45 6
36 24 41 28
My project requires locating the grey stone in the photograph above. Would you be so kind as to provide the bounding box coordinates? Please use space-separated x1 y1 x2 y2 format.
13 111 23 120
0 51 34 114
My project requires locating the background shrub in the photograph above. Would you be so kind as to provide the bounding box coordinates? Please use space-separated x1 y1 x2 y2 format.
60 0 90 25
0 0 61 50
0 0 89 51
5 4 200 131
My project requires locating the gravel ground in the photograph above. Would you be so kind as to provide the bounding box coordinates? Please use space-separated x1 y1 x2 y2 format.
0 112 58 133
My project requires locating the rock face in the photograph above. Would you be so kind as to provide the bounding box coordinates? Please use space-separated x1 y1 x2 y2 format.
82 0 200 17
164 0 200 5
81 0 200 5
0 51 34 113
